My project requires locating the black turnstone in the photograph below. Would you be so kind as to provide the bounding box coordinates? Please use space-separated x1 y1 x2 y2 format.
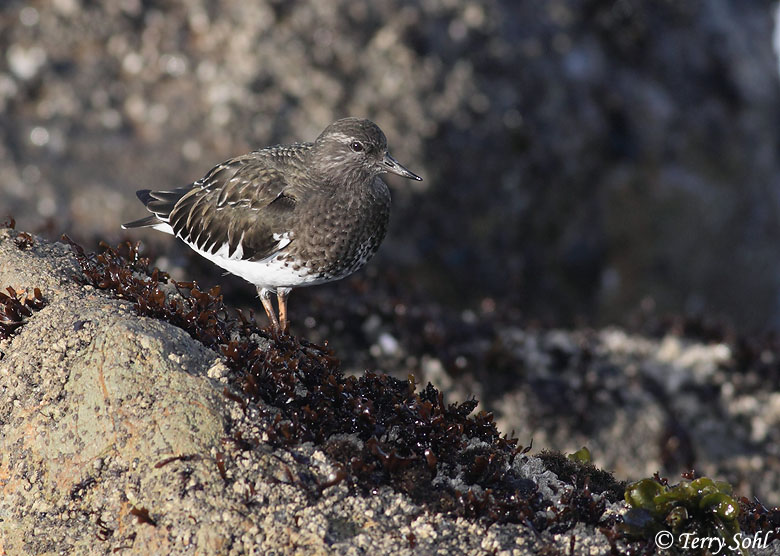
122 117 421 333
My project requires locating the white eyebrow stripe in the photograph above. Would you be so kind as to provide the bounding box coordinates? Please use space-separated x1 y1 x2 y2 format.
324 132 355 143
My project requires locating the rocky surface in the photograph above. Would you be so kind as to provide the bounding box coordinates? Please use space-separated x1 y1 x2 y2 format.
1 229 630 555
2 230 780 555
351 315 780 507
291 265 780 510
488 327 780 505
2 0 780 330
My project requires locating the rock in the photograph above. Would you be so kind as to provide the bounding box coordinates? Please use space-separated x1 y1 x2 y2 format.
487 326 780 506
0 228 225 553
0 228 623 554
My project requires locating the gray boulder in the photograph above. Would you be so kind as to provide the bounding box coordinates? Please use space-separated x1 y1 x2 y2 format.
0 228 620 555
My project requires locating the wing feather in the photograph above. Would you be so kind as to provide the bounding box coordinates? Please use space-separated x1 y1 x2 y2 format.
127 146 305 260
161 154 299 261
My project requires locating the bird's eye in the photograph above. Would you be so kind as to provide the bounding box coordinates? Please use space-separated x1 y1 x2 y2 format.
350 141 364 152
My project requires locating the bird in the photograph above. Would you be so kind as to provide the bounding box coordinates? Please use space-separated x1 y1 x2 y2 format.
122 117 422 334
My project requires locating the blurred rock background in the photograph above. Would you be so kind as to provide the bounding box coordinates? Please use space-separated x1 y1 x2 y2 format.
3 0 780 501
4 0 780 330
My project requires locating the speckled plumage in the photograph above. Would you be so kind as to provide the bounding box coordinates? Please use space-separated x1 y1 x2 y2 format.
122 117 421 333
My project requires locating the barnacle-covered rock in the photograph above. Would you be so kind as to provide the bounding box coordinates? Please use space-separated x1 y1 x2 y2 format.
3 228 779 555
0 229 624 555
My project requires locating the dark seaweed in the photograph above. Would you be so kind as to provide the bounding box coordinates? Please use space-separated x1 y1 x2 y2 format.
0 286 46 340
61 238 635 538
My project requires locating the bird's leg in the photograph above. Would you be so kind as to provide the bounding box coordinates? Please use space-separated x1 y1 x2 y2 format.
257 287 281 333
277 287 292 334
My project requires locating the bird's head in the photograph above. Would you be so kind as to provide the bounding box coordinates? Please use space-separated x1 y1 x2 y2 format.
312 118 422 184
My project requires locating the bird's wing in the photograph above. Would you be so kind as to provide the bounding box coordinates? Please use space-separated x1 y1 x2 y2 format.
164 154 299 261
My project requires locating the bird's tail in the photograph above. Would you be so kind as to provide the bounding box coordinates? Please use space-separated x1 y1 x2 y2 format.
121 215 162 229
122 187 190 232
135 189 154 206
122 189 158 229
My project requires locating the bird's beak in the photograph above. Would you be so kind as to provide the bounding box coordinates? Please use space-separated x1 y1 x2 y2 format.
382 153 422 181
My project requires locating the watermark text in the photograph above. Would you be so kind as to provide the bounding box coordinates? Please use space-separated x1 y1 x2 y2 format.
654 530 774 553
